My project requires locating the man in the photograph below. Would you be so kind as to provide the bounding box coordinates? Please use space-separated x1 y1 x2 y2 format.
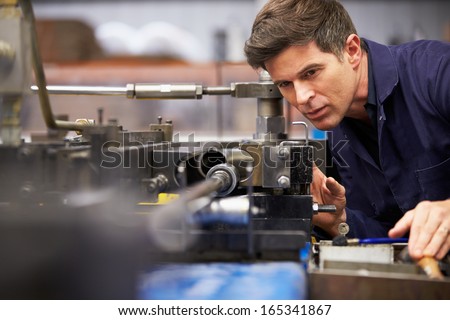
244 0 450 260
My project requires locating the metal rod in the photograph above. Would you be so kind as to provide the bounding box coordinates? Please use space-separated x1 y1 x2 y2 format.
246 163 255 258
183 178 224 202
21 0 55 129
317 204 337 213
292 121 309 145
30 84 237 99
21 0 88 132
30 85 127 96
202 86 233 95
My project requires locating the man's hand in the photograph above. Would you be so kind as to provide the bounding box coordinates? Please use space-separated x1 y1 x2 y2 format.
389 200 450 260
311 165 347 237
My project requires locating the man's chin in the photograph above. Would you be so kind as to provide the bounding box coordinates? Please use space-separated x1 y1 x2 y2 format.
311 121 336 131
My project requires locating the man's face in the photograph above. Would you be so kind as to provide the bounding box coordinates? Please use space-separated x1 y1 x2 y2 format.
265 41 358 130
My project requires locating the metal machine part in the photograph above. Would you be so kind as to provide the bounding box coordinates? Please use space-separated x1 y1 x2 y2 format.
0 110 323 262
205 163 240 197
141 137 322 260
30 71 285 139
0 0 31 145
31 78 281 100
308 240 450 299
190 196 260 226
337 222 350 236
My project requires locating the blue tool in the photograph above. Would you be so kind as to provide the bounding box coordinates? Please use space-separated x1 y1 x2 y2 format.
332 235 408 246
359 237 408 244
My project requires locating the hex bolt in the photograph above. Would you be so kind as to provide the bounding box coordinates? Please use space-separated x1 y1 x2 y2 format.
277 175 290 188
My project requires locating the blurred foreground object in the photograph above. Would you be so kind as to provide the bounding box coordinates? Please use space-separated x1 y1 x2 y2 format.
0 188 146 299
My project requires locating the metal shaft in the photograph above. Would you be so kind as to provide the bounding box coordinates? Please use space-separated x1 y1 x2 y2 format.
30 85 127 96
21 0 88 131
32 83 213 99
31 82 281 100
183 178 225 202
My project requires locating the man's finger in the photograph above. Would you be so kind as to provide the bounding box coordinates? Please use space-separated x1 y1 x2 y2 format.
388 210 414 238
408 202 432 256
422 224 450 258
312 165 326 180
436 236 450 260
325 177 345 197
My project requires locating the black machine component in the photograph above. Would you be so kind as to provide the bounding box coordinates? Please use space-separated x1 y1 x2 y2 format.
140 139 317 262
0 113 321 263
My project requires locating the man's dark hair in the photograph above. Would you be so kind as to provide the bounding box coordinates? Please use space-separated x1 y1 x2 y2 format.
244 0 358 70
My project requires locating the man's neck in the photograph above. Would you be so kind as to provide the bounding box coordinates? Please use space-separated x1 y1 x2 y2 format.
346 51 372 126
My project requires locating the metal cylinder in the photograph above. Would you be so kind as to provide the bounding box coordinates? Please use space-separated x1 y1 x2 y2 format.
257 97 283 117
31 85 127 96
133 83 203 100
206 164 240 197
202 86 232 95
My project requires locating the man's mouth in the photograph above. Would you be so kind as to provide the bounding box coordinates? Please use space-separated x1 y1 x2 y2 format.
306 106 327 120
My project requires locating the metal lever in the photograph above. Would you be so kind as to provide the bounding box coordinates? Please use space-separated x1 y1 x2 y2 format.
291 121 309 145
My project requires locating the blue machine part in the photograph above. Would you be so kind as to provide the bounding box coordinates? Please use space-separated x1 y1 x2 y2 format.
138 261 307 300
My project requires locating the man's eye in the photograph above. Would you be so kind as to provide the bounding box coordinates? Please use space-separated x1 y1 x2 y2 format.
303 70 317 78
277 81 291 88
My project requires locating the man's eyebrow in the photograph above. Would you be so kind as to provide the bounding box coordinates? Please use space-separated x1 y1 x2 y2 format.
298 63 322 75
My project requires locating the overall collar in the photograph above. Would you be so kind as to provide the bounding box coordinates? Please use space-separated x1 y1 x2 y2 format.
362 38 399 104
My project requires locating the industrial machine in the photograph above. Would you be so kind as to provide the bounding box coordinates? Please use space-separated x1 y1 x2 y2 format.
1 0 326 299
1 0 449 300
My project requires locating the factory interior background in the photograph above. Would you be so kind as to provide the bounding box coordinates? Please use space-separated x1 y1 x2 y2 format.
22 0 450 142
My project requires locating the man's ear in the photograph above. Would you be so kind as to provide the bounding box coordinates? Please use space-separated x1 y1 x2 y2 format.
345 34 362 67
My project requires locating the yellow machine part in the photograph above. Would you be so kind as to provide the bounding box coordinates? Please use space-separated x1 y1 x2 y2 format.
138 193 180 206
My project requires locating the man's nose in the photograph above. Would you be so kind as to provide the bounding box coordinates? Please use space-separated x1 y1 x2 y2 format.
294 82 314 107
